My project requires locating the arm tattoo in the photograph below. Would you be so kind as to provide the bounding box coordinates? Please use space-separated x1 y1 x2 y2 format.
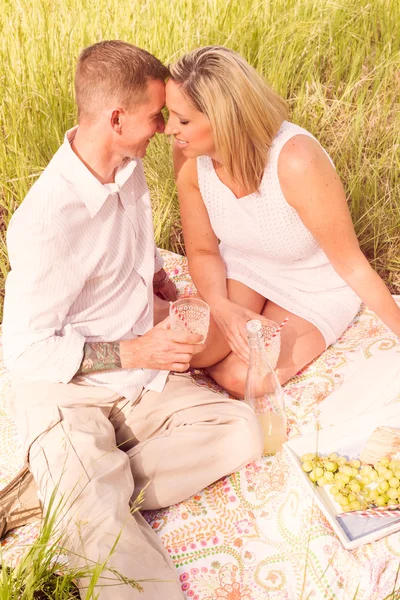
77 342 122 375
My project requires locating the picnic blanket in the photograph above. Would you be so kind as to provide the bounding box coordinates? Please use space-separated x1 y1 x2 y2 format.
1 250 400 600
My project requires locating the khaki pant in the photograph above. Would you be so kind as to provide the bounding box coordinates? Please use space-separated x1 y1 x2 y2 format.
10 373 263 599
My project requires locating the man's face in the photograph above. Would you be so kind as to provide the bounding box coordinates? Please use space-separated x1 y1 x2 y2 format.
119 79 166 159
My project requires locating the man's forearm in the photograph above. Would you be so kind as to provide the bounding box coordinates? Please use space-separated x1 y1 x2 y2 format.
77 342 122 375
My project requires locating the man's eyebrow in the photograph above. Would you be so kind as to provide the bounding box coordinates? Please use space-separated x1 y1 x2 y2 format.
151 108 164 117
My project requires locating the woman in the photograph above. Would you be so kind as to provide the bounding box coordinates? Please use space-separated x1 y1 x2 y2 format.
164 46 400 398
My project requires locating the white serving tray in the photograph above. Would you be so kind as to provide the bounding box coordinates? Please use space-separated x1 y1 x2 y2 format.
285 402 400 549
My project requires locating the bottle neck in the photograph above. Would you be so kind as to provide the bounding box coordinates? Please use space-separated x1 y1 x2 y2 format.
248 331 262 349
247 331 275 371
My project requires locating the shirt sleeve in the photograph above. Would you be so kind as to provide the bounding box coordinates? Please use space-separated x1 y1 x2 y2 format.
2 219 87 383
154 245 164 273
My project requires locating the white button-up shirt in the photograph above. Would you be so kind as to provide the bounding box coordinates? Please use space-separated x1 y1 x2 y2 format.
3 127 168 401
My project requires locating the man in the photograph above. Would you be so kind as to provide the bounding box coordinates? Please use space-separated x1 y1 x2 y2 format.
1 41 263 599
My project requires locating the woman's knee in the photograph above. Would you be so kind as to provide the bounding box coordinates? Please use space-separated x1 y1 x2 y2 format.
207 360 248 399
190 346 231 369
208 360 286 400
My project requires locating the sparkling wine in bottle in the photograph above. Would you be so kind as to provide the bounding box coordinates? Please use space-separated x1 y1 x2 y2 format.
244 319 287 454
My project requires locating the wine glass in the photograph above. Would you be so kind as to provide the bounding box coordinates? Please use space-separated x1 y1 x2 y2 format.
169 298 210 342
259 318 281 369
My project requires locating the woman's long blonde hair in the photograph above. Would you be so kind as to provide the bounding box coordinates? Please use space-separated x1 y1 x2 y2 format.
169 46 288 192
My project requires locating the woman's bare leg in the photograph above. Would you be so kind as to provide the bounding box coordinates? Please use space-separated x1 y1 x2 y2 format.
207 300 326 398
262 301 326 384
190 280 265 368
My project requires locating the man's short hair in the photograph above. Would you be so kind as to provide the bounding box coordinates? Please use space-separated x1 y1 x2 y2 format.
75 40 169 120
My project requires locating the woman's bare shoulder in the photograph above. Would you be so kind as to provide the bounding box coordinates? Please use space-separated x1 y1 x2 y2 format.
278 134 331 182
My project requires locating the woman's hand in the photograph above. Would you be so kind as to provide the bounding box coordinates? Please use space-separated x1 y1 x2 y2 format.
211 298 262 363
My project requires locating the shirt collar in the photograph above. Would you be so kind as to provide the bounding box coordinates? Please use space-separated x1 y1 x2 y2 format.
59 126 137 218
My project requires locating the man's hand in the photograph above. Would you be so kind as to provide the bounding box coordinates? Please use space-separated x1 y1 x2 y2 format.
153 268 177 301
120 317 205 372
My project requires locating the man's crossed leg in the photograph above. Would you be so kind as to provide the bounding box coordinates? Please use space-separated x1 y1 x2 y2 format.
5 373 262 599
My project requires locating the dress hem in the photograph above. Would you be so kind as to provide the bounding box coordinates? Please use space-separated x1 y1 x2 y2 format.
225 272 360 348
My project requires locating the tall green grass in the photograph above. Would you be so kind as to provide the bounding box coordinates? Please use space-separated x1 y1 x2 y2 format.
0 489 146 599
0 0 399 314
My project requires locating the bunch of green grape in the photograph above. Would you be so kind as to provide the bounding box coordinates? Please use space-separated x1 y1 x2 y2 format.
301 453 400 511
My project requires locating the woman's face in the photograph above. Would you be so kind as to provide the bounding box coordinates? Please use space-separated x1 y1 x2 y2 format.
165 79 216 158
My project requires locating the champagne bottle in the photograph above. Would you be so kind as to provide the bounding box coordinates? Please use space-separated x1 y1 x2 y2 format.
244 319 287 454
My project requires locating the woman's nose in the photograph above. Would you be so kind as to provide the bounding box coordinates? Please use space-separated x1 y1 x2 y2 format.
164 119 178 136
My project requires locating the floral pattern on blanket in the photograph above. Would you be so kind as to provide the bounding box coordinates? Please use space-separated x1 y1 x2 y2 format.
1 250 400 599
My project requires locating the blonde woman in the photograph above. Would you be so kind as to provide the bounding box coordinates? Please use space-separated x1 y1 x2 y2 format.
165 46 400 398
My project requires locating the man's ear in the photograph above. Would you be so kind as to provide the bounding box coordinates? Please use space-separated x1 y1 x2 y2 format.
111 108 123 133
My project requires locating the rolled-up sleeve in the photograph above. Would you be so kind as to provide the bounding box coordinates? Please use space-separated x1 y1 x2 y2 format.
3 219 87 383
154 245 164 273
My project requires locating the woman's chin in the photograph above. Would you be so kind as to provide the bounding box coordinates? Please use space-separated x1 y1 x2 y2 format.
182 146 202 158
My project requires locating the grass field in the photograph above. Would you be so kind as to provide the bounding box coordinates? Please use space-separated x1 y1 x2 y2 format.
0 0 399 592
0 489 146 599
0 0 399 314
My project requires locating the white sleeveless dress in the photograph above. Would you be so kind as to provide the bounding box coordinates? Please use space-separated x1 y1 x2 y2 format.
196 121 361 347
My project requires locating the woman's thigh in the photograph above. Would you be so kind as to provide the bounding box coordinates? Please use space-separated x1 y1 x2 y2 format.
206 301 326 398
227 279 266 311
190 279 266 368
262 301 326 384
